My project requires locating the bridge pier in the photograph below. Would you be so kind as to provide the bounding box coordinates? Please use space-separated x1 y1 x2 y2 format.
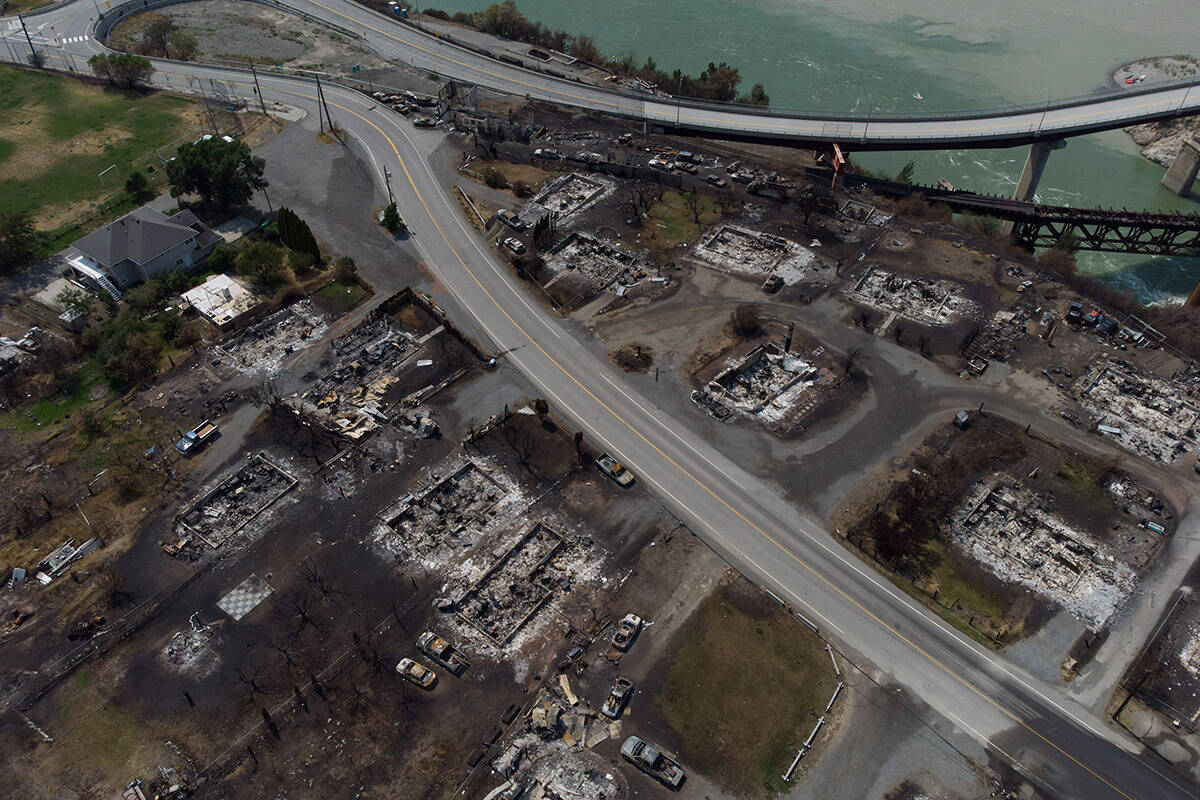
1162 137 1200 197
1001 139 1066 237
1012 139 1067 203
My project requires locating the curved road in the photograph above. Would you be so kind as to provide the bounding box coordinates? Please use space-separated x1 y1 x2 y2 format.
2 3 1199 798
7 0 1200 149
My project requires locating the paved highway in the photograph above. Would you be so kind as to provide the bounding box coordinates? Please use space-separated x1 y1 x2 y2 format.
2 3 1199 797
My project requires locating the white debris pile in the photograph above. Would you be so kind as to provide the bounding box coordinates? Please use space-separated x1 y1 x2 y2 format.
1179 624 1200 676
491 733 621 800
530 173 614 218
373 458 522 571
542 233 638 287
949 479 1136 630
693 225 816 283
213 299 328 375
848 268 979 326
1077 359 1200 463
693 343 837 431
294 312 420 439
161 617 221 675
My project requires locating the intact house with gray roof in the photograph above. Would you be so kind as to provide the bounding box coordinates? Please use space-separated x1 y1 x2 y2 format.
67 207 221 299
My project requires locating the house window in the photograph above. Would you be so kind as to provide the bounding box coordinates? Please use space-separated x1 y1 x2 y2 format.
176 258 184 266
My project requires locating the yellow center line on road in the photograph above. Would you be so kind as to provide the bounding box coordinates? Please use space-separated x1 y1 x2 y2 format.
160 67 1194 799
300 0 1185 139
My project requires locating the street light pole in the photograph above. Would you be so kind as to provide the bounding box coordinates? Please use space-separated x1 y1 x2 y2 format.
675 75 683 129
384 168 395 205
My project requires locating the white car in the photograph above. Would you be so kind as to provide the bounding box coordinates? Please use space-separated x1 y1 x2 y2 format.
611 613 643 651
396 658 437 689
503 237 526 255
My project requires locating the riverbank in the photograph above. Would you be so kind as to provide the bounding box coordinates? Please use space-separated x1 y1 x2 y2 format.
1113 55 1200 167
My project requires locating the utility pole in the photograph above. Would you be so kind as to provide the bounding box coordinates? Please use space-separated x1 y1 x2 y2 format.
675 74 683 129
249 59 269 116
18 15 39 67
315 75 334 133
384 168 395 206
261 187 274 215
315 75 326 134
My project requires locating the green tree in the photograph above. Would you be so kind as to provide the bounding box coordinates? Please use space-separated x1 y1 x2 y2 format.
166 138 267 208
894 161 915 185
169 31 199 61
236 240 288 286
381 202 405 234
124 170 152 200
739 83 770 106
698 61 741 102
333 256 358 284
0 211 38 274
141 17 176 57
55 286 96 317
276 206 320 261
88 53 154 89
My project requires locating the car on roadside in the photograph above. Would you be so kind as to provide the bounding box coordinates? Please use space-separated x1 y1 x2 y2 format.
731 171 755 184
497 209 526 231
706 174 727 187
503 237 526 255
413 116 436 128
762 275 783 294
611 613 643 651
621 735 685 788
601 677 634 718
676 151 701 164
596 453 635 487
1083 309 1103 326
533 147 563 160
647 158 671 170
673 161 698 174
1065 302 1083 323
396 657 437 689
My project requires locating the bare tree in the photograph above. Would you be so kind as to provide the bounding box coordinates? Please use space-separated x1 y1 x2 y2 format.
621 182 661 224
273 586 325 640
840 347 863 374
249 380 289 418
299 558 342 601
680 191 707 226
500 420 536 468
230 658 272 706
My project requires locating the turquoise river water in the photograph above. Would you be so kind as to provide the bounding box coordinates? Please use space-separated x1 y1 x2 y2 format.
430 0 1200 303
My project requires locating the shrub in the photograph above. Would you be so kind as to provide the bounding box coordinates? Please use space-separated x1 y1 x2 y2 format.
729 304 762 338
481 166 507 189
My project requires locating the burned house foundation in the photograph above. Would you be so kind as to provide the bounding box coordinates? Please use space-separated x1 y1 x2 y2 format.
848 267 979 327
693 225 816 283
175 454 298 549
950 479 1136 630
455 523 565 646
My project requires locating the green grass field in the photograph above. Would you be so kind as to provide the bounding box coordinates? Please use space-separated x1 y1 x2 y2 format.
0 65 195 238
657 582 835 797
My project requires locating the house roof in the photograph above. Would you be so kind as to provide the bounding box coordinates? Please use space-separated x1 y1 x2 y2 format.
72 207 211 268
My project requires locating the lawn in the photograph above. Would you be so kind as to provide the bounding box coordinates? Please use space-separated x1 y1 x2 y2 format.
645 190 721 250
2 358 108 432
0 65 197 236
657 580 836 798
315 280 369 312
466 158 560 191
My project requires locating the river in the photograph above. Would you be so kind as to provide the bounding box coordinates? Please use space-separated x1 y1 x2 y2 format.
427 0 1200 303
